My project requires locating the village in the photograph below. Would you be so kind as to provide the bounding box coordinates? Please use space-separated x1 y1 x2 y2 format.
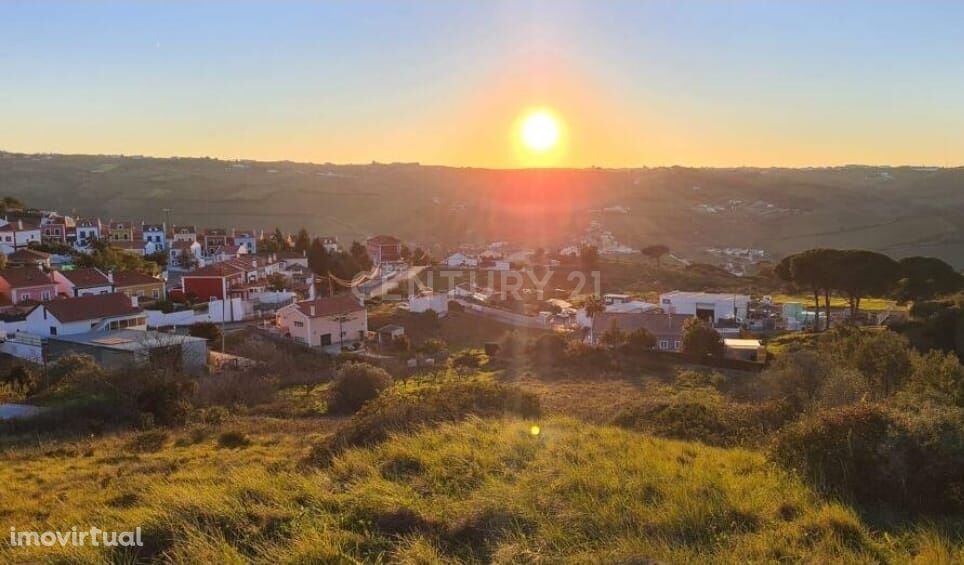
0 198 910 388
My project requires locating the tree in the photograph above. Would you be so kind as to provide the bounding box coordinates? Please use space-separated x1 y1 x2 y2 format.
307 238 331 275
266 272 287 291
349 241 373 270
641 244 670 269
411 247 430 266
895 256 964 303
831 250 899 318
783 249 834 331
579 244 600 271
0 252 6 270
852 329 912 397
400 245 412 262
583 295 606 342
681 318 724 358
532 247 546 265
177 247 198 270
294 228 310 253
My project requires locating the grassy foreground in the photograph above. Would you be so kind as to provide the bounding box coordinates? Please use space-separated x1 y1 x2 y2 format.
1 416 959 564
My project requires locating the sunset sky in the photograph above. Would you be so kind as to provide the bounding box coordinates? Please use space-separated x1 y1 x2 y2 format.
4 1 964 168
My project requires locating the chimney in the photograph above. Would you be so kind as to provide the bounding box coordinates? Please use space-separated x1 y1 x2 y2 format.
309 304 316 316
308 278 317 300
131 295 139 308
106 270 114 285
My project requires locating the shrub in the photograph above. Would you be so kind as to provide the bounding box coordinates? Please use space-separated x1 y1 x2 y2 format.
852 330 912 397
126 430 169 453
308 381 540 465
194 370 279 408
681 318 724 358
527 333 567 366
326 362 393 415
770 403 964 513
905 349 964 406
759 350 833 413
623 328 657 353
612 388 792 447
189 321 222 343
217 431 251 449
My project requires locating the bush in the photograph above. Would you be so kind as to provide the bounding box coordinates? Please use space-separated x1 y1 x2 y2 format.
527 333 567 366
126 430 169 453
326 362 393 415
681 318 724 358
189 321 222 343
612 388 792 447
770 403 964 513
217 431 251 449
195 370 279 408
308 381 540 465
623 328 657 354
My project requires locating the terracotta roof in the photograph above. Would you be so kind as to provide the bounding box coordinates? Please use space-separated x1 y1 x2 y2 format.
171 240 197 249
171 225 196 234
0 268 55 288
367 234 400 245
59 268 111 288
76 218 101 228
184 262 247 278
109 221 133 229
143 224 165 231
39 293 142 323
203 228 227 236
112 270 162 288
7 248 51 262
0 220 40 231
292 294 365 318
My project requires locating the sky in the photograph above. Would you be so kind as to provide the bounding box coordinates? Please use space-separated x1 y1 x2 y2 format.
3 1 964 168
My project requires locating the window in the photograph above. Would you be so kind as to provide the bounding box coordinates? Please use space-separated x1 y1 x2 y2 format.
293 321 304 328
321 333 332 346
152 289 160 299
49 326 57 336
658 340 669 350
674 341 681 351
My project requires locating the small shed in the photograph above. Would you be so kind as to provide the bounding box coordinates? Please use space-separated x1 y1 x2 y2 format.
376 324 405 345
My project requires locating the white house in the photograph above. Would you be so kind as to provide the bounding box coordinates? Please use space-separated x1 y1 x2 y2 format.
0 220 41 254
170 225 198 244
230 229 258 254
658 290 749 323
23 293 146 337
169 240 204 270
74 218 102 248
408 291 448 315
444 253 479 268
142 223 167 254
276 293 367 350
53 268 114 297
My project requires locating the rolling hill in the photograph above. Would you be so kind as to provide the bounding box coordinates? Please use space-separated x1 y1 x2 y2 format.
2 151 962 266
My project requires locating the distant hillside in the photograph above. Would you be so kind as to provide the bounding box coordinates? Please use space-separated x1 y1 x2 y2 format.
2 151 963 266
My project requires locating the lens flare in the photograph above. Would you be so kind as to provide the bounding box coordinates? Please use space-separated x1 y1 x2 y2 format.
521 111 560 152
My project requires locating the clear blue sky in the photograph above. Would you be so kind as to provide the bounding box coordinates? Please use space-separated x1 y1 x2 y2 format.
3 1 964 167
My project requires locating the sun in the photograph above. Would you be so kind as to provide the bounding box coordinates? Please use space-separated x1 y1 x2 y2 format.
521 110 561 152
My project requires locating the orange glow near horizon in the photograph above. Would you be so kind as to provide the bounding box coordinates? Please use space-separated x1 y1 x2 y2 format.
512 107 568 167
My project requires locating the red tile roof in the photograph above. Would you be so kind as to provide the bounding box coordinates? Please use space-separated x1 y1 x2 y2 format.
367 235 400 245
292 294 365 318
0 268 55 288
184 262 248 278
59 268 110 288
112 270 162 287
40 293 142 323
7 248 51 262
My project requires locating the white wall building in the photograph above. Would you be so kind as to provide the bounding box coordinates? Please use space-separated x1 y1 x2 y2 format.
276 294 368 350
658 290 749 323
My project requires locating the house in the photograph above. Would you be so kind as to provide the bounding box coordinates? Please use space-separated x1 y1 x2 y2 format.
180 262 247 301
142 224 167 254
53 268 113 297
366 235 402 266
0 220 42 254
724 338 766 362
112 270 166 302
277 250 309 269
659 291 749 323
445 253 479 268
45 329 208 373
591 311 693 352
23 293 146 336
408 291 448 315
170 225 198 244
5 248 52 269
169 240 203 270
318 236 339 253
276 294 368 349
0 268 58 304
107 221 136 241
201 228 229 254
210 244 247 263
74 218 102 248
230 229 258 254
40 214 73 245
376 324 405 346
